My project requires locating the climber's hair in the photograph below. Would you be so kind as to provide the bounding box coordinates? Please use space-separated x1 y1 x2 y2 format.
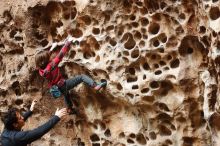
35 50 50 69
2 108 19 130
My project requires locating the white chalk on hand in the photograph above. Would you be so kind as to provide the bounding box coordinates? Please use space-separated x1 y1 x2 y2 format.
50 42 58 51
67 36 74 42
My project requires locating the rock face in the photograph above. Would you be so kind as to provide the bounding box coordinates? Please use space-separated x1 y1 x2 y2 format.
0 0 220 145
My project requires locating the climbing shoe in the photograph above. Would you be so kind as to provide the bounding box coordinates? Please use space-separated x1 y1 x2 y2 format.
67 107 79 115
94 81 107 91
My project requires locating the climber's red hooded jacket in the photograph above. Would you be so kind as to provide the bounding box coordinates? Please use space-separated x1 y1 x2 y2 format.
39 41 71 88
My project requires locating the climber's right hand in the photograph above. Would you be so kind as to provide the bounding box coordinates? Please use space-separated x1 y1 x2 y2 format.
67 36 74 42
49 42 58 52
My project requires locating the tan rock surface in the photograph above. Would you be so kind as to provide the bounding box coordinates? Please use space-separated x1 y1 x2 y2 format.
1 0 220 145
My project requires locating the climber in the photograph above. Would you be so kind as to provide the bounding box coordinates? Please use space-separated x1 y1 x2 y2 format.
1 99 68 146
35 36 107 115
